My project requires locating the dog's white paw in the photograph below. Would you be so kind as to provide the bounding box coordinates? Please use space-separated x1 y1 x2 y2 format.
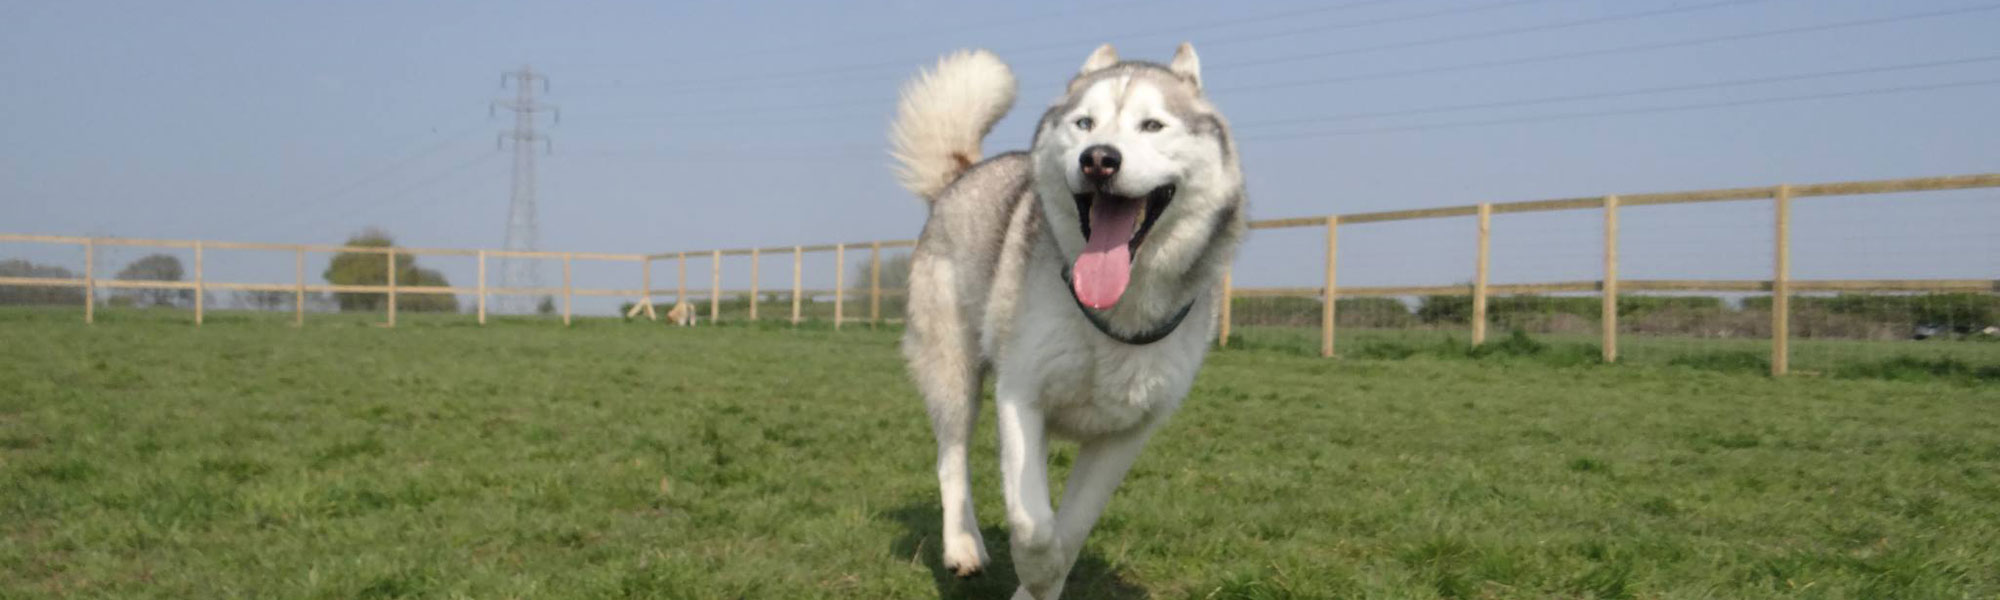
1010 534 1068 598
942 529 989 578
1011 581 1066 600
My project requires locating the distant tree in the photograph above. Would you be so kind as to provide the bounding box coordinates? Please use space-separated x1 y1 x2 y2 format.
322 228 393 312
0 259 84 305
320 228 459 313
850 253 912 291
305 291 340 313
235 290 291 311
113 253 192 307
1416 294 1473 324
396 268 456 312
537 295 556 315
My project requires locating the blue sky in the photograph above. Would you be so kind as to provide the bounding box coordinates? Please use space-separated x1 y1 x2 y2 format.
3 0 1995 311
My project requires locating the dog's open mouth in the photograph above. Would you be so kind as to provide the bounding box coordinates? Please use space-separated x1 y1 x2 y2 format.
1070 184 1176 310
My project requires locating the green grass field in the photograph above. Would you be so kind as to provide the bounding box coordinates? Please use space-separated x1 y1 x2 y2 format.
2 308 1997 598
1227 325 2000 381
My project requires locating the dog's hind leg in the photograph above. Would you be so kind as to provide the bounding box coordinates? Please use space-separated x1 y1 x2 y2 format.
922 353 988 578
904 261 989 578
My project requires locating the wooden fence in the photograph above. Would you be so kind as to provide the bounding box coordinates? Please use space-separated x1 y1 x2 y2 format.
0 236 917 330
641 240 914 328
1222 172 2000 376
4 172 1996 376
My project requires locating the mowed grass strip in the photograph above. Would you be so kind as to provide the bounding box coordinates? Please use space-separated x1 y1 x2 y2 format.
0 309 1995 598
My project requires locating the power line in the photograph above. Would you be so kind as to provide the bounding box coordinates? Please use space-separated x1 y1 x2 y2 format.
560 0 1176 74
1190 0 1560 50
554 143 881 162
612 0 1757 96
563 0 1457 93
1210 0 1767 71
555 4 1999 160
986 0 1423 58
1232 54 2000 129
263 152 501 240
994 0 1579 90
1216 3 2000 94
219 123 485 236
584 96 887 123
1244 77 2000 141
570 0 1794 123
285 109 486 198
554 51 2000 139
287 126 483 204
578 74 2000 163
318 155 507 237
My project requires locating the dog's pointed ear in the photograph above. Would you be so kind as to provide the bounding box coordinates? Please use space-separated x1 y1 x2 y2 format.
1080 44 1119 75
1169 42 1202 89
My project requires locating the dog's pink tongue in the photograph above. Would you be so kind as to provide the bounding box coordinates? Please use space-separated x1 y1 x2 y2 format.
1072 198 1140 309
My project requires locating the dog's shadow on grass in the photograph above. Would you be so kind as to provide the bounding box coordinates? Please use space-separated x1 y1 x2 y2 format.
886 502 1147 600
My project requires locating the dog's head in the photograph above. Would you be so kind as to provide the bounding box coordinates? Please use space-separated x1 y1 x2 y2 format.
1031 43 1244 312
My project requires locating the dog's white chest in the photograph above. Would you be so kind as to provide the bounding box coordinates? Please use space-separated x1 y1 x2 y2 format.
1003 287 1212 439
1042 347 1187 437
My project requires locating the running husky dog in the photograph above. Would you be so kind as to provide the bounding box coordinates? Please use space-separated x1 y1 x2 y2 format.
890 43 1245 599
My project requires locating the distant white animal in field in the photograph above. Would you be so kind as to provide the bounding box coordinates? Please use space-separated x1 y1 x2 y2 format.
890 43 1245 599
666 300 697 326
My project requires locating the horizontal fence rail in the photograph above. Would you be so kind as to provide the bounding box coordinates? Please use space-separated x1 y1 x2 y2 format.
0 233 921 330
1222 172 2000 376
4 172 1995 376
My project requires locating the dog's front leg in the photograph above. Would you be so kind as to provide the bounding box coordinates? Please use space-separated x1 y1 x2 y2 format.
995 382 1064 599
1053 426 1155 576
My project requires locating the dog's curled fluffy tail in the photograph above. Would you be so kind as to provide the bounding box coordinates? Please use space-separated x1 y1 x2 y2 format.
890 49 1016 202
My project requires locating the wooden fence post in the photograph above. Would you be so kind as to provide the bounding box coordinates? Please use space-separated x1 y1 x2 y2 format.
1321 216 1338 358
1471 203 1491 345
834 243 845 330
710 250 721 323
385 249 396 328
791 246 802 325
869 241 882 328
83 239 95 324
1602 195 1620 363
1772 184 1792 376
294 246 305 327
561 253 573 326
749 248 761 321
476 250 488 325
677 252 687 308
640 257 655 320
194 240 205 326
1217 267 1232 347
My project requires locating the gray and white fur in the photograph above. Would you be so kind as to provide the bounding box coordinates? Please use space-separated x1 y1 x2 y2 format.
889 43 1245 600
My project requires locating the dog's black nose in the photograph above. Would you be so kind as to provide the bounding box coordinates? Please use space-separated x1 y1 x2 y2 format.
1079 145 1121 183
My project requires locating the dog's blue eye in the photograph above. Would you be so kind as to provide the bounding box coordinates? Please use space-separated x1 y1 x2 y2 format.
1074 116 1094 131
1140 119 1165 132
